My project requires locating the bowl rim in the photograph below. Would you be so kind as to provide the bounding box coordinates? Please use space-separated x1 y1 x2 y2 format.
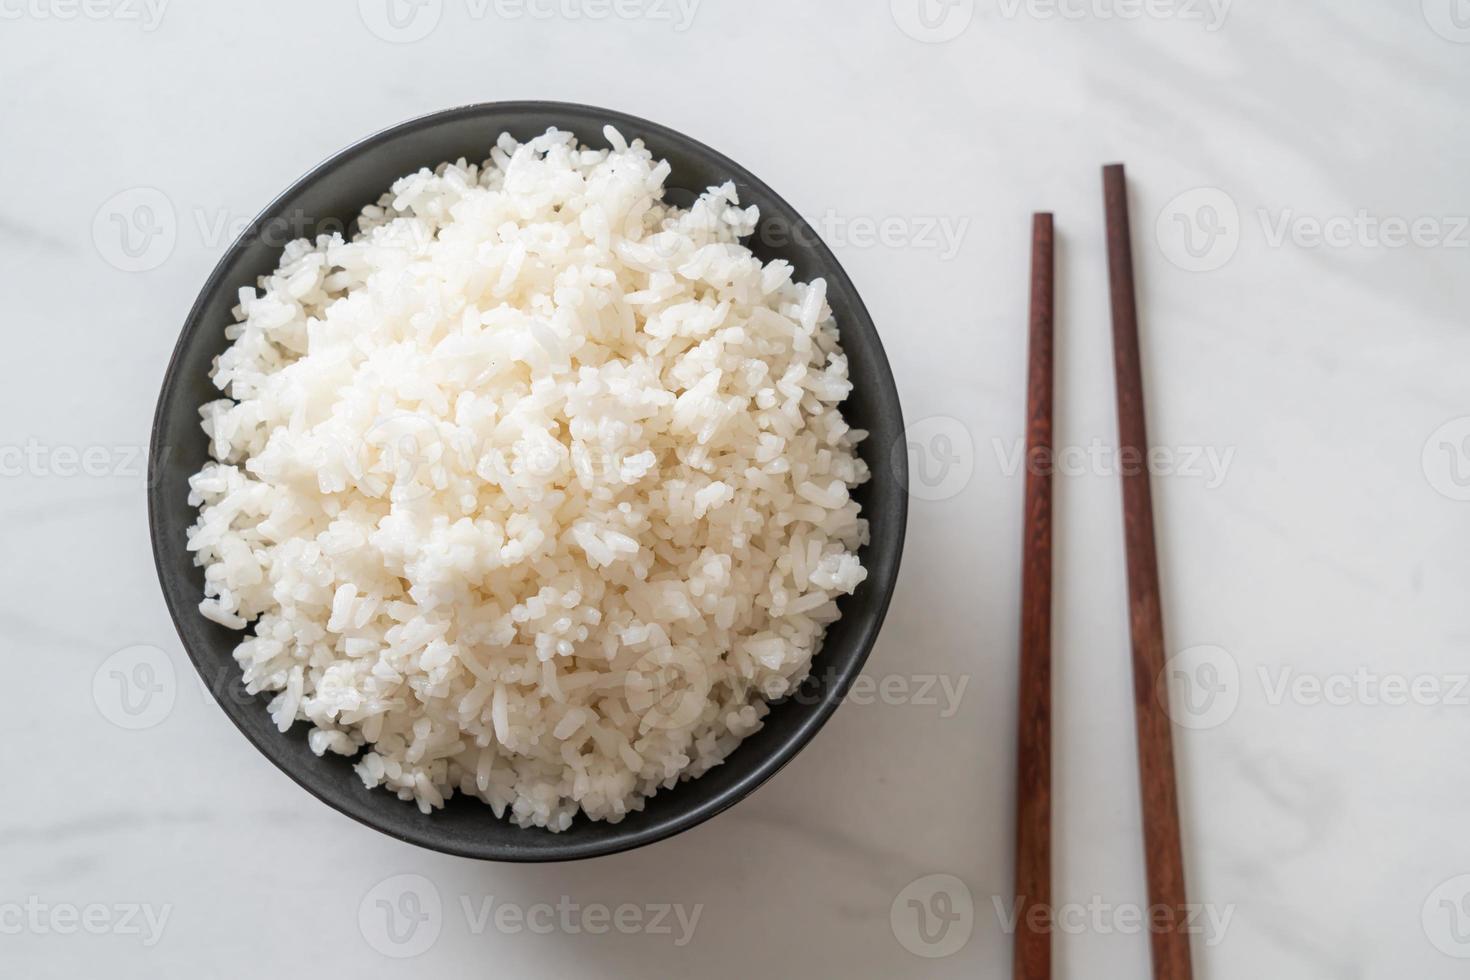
148 100 907 861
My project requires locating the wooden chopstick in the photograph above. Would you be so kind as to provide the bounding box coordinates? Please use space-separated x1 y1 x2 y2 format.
1013 212 1054 980
1101 164 1194 980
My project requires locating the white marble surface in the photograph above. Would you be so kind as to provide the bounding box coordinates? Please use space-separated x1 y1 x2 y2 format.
3 1 1468 976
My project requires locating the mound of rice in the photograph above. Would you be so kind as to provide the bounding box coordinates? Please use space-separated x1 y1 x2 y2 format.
186 126 869 830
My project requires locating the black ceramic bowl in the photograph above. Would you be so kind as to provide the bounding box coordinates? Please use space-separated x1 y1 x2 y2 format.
149 102 906 861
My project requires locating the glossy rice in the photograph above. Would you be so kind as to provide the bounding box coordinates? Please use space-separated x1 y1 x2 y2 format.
186 127 868 830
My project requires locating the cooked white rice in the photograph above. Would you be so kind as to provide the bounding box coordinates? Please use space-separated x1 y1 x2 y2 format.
186 126 869 830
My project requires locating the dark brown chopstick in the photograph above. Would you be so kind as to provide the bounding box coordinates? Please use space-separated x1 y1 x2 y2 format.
1102 164 1194 980
1013 212 1054 980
